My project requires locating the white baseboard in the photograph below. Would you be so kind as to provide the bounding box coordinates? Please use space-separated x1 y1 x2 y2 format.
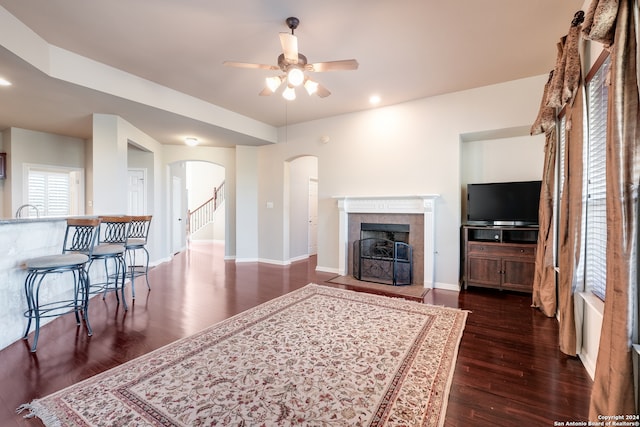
433 282 460 292
316 265 339 275
236 255 309 266
258 258 289 266
235 258 259 263
289 254 310 263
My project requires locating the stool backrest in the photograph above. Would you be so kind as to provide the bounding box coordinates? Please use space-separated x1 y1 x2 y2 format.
126 215 152 243
98 216 131 244
63 218 101 256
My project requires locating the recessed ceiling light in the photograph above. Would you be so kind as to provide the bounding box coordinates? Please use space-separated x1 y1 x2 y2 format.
0 77 12 86
369 95 381 105
185 137 199 147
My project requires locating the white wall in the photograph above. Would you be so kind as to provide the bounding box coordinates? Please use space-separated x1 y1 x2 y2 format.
257 74 548 289
91 115 128 214
186 161 225 211
461 135 545 184
236 145 259 261
2 127 86 218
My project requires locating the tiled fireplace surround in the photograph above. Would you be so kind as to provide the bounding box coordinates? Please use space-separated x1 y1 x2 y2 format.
335 195 439 288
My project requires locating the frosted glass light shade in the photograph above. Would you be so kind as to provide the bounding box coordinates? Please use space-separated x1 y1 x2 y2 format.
304 79 319 95
265 76 283 92
287 68 304 87
282 86 296 101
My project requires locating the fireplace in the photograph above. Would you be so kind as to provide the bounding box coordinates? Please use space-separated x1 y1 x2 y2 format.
354 223 413 286
335 195 439 288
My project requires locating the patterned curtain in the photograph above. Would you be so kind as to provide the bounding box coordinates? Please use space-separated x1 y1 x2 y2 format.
587 0 637 419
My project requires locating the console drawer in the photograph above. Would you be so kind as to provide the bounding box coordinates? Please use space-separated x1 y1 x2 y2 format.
467 242 535 257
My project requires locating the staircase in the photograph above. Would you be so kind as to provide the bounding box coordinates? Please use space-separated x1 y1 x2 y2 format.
188 181 225 235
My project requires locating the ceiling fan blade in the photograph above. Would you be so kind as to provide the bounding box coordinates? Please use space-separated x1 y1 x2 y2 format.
316 83 331 98
279 32 298 64
259 87 274 96
307 60 359 72
223 61 279 71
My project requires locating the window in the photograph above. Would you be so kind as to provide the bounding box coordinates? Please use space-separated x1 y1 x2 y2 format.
584 53 610 300
24 164 84 217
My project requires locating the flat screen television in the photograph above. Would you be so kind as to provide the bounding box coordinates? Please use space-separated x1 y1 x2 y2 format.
466 180 541 226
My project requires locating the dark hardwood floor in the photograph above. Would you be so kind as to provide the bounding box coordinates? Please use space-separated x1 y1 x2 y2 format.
0 241 592 426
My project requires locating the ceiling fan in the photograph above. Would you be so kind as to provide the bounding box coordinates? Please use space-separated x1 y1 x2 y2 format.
223 17 358 100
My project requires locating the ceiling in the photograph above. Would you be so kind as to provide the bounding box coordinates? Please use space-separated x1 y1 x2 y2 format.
0 0 585 147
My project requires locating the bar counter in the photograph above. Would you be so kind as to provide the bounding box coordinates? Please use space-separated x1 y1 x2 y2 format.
0 217 85 351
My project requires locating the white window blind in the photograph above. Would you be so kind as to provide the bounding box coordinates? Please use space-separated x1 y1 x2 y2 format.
28 169 71 217
584 55 610 300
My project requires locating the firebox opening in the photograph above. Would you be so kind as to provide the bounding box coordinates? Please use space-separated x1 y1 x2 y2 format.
354 223 413 286
360 223 409 243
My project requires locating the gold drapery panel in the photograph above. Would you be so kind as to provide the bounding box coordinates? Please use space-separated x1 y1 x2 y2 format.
589 0 637 419
557 84 584 357
531 62 560 318
531 128 558 317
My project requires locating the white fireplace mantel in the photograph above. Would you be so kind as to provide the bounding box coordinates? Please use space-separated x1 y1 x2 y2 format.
334 195 439 288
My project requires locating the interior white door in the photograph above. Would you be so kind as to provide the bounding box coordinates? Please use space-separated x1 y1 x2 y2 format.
127 169 146 215
172 176 183 253
308 178 318 255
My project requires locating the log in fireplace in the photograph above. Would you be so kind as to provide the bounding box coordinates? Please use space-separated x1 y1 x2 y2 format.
353 223 413 286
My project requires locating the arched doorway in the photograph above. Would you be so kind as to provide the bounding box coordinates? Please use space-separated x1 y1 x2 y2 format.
169 160 226 254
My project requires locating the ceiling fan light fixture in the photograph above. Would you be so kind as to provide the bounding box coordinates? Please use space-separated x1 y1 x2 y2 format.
304 78 319 96
287 67 304 87
265 76 283 93
282 85 296 101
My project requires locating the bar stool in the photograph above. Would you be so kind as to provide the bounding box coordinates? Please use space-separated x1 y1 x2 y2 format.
22 218 100 352
88 216 131 310
125 215 152 298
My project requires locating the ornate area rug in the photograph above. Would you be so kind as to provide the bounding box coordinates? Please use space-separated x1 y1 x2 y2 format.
18 284 467 427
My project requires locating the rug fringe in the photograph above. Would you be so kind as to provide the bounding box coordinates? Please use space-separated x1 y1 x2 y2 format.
16 401 62 427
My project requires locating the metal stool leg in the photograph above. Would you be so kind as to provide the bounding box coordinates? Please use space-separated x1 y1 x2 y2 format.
118 255 128 310
80 267 93 337
143 247 151 291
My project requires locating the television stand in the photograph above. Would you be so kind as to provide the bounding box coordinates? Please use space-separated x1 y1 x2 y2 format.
461 225 538 293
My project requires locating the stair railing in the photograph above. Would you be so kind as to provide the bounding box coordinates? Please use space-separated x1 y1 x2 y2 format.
187 181 225 235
